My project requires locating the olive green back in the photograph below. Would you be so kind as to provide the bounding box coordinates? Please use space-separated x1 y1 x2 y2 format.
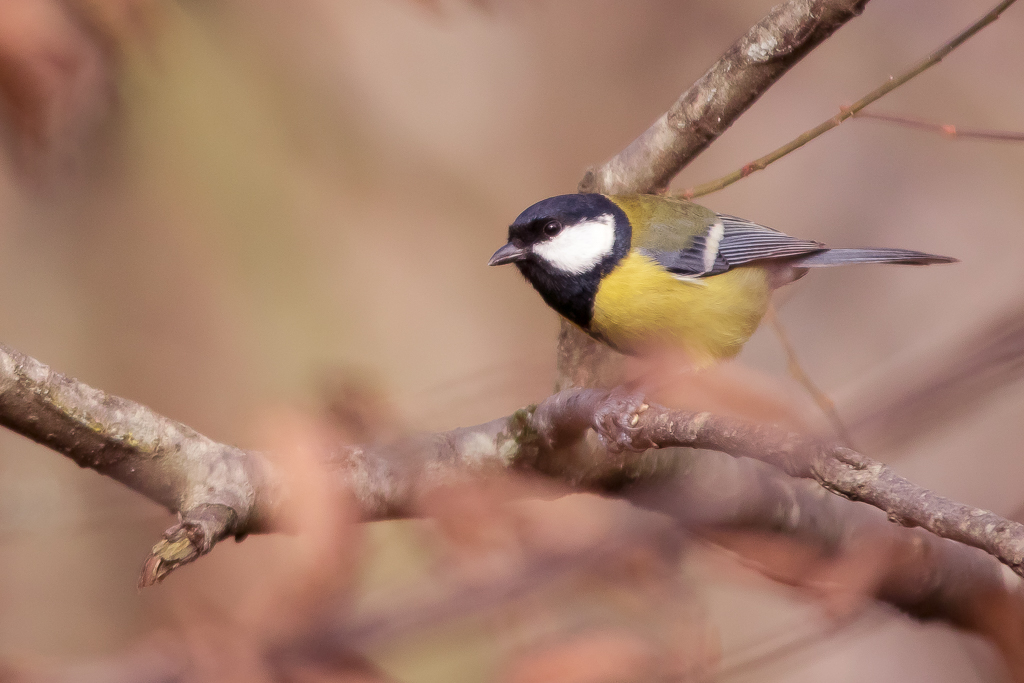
607 195 718 253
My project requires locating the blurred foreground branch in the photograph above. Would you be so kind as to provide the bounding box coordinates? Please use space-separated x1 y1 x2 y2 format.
15 504 689 683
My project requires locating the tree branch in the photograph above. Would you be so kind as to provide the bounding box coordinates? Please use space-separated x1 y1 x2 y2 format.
618 400 1024 574
681 0 1019 199
5 342 1022 675
2 340 1022 593
2 0 1020 672
0 343 281 585
578 0 870 196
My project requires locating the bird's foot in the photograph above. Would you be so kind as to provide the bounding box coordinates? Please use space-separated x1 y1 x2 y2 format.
592 386 654 452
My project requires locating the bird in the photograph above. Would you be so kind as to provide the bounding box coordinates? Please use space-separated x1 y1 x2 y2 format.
488 193 956 366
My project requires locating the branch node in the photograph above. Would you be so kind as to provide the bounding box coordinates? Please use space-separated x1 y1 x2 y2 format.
831 447 867 469
139 504 237 588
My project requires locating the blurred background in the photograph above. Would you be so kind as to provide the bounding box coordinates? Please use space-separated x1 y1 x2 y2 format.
0 0 1022 680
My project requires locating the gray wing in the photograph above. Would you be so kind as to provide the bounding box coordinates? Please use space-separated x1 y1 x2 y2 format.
646 214 826 278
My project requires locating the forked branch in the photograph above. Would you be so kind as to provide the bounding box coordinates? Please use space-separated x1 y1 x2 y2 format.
680 0 1018 198
2 342 1023 586
578 0 871 196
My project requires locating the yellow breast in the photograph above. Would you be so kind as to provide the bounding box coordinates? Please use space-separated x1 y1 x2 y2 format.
591 251 772 365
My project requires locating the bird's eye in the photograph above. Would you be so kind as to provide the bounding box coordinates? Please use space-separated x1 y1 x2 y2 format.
543 220 562 237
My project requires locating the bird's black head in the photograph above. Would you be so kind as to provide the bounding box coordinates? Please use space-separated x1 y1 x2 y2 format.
488 194 631 329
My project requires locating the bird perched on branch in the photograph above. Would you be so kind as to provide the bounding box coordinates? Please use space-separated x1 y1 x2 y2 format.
489 194 956 366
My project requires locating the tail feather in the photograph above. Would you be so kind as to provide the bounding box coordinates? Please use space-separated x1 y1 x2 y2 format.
794 247 957 267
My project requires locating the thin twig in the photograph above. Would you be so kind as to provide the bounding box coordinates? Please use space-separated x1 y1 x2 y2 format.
717 608 886 681
853 110 1024 142
765 304 856 449
679 0 1018 199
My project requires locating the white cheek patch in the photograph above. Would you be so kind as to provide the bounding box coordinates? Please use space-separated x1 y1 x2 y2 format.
533 214 616 274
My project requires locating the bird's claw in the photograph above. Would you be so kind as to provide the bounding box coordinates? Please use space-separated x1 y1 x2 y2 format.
592 387 653 452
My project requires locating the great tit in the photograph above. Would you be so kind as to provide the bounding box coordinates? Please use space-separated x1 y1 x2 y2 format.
489 194 955 365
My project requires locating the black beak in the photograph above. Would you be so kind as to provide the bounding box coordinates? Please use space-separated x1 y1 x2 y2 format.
488 242 529 266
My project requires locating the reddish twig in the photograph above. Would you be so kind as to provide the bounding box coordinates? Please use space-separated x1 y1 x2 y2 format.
853 110 1024 142
679 0 1018 199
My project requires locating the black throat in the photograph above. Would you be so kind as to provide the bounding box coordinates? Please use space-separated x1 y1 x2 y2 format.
514 196 631 329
